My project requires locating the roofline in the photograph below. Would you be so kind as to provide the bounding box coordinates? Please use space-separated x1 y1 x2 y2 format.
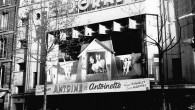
78 39 115 57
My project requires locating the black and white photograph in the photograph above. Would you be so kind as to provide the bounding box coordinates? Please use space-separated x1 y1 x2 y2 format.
87 52 106 74
0 0 195 110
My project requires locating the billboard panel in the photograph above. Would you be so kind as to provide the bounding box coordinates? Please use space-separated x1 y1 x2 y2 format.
36 78 150 95
47 39 144 84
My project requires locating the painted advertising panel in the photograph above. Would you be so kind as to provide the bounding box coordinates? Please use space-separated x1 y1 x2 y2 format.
87 52 106 74
37 38 149 95
36 78 150 95
47 39 144 85
115 53 142 79
57 61 78 83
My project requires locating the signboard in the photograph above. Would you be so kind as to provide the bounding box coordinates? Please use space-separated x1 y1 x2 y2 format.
13 72 23 86
36 78 150 95
48 0 145 17
47 39 144 84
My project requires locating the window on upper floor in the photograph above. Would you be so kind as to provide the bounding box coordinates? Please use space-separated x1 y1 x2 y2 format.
16 86 24 94
33 72 37 88
2 0 11 6
18 62 26 71
0 11 8 31
0 65 5 88
0 36 7 59
19 39 27 49
2 0 5 5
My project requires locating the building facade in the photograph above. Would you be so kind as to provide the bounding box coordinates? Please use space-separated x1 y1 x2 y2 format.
12 0 195 110
0 0 18 110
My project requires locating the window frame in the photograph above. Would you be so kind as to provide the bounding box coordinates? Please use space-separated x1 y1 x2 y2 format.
0 11 9 31
18 62 26 71
2 0 11 6
0 36 7 59
0 65 5 88
19 39 27 49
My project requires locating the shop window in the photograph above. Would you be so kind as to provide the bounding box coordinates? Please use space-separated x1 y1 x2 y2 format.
0 11 8 31
0 36 6 59
0 65 5 88
18 63 26 71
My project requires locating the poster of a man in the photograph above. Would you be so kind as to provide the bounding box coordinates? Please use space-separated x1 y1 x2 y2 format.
87 52 106 74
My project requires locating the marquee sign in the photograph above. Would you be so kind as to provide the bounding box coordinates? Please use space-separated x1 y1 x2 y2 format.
35 78 150 95
49 0 145 17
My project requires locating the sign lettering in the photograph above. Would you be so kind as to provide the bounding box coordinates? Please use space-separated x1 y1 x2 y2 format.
49 0 145 17
53 84 82 93
36 78 150 95
78 0 90 10
89 82 121 90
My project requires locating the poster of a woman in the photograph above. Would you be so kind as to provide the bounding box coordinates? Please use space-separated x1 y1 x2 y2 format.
87 52 106 74
115 53 142 79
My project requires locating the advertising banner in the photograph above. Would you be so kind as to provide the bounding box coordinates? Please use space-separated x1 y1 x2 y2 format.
48 0 145 17
47 39 144 84
36 78 150 95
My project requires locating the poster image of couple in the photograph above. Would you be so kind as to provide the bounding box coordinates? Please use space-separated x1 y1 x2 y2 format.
87 52 106 74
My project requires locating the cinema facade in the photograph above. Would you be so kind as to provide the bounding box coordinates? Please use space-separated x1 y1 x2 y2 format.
11 0 185 110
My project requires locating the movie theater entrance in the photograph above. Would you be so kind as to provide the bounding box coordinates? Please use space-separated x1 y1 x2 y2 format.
45 91 154 110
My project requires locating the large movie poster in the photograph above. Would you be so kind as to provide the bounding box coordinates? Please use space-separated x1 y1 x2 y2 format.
58 61 78 83
37 39 149 95
84 51 109 82
115 53 142 79
47 39 143 84
87 52 106 74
